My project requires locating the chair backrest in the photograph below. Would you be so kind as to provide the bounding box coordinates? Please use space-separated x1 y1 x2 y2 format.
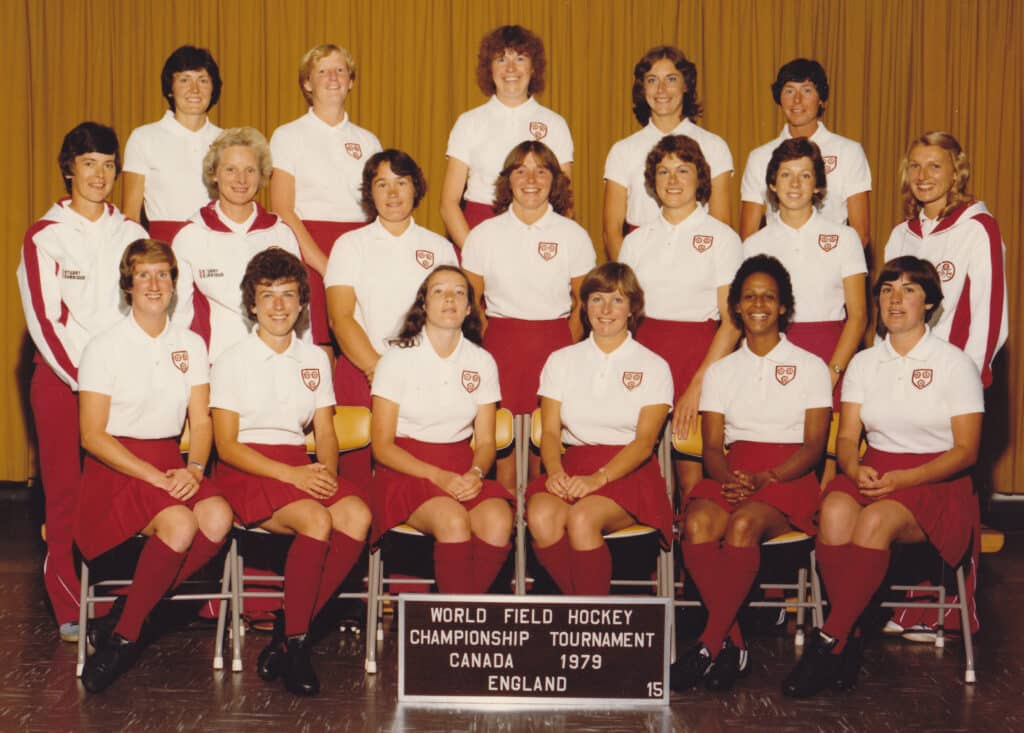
305 405 372 454
179 420 191 453
469 407 514 451
530 407 542 448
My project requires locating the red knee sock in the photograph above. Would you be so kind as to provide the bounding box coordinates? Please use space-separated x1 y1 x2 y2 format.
284 534 329 636
434 540 475 594
114 536 185 642
570 545 612 596
471 536 511 593
819 542 890 648
699 544 759 654
312 532 365 618
170 531 225 590
682 539 721 624
534 535 573 594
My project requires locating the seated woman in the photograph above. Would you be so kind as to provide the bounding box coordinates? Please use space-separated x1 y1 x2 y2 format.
671 254 832 693
76 240 233 693
211 248 371 696
526 262 673 596
370 266 512 593
783 256 984 698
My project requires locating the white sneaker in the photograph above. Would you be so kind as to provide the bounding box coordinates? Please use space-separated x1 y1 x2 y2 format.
882 619 904 635
59 621 79 643
902 624 940 643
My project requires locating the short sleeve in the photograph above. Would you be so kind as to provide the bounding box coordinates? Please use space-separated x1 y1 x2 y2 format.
842 143 872 199
946 352 985 417
803 359 834 410
546 116 575 165
648 358 674 407
740 149 766 205
882 223 904 263
568 227 597 278
838 228 868 277
186 336 211 387
840 351 868 405
269 127 297 176
209 352 241 412
698 360 727 413
537 350 566 401
323 235 362 289
712 230 743 288
78 340 115 396
312 349 335 410
460 229 487 275
603 140 629 187
445 113 472 165
474 351 502 405
701 134 734 179
370 348 404 403
122 127 147 176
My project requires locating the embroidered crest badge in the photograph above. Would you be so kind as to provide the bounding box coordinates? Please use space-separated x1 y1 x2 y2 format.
301 368 321 391
622 371 643 391
462 370 481 393
936 261 956 282
344 142 362 159
823 155 838 174
415 249 435 269
692 234 714 252
529 121 548 140
775 365 797 385
912 368 933 389
818 234 839 252
538 241 558 261
171 350 189 373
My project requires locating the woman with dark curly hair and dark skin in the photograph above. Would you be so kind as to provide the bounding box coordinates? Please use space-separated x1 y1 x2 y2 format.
671 255 831 694
441 24 573 248
370 266 512 593
211 248 371 696
462 140 595 491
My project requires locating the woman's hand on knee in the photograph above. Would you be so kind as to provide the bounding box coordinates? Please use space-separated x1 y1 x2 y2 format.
290 463 337 499
160 468 200 501
545 471 572 500
565 473 603 500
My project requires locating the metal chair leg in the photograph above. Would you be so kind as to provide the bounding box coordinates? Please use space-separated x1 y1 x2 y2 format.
956 565 976 683
76 561 90 677
810 549 825 628
213 541 231 670
365 548 381 674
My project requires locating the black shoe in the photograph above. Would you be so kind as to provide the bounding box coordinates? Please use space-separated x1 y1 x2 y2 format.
257 612 286 681
669 643 713 692
87 596 127 652
833 635 864 691
81 633 138 693
283 634 320 696
705 639 750 692
781 628 839 698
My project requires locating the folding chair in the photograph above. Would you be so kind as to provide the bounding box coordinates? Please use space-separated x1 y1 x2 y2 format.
512 408 672 598
226 405 373 672
364 407 514 673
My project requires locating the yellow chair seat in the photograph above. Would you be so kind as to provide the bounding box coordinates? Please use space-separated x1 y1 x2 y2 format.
604 524 657 540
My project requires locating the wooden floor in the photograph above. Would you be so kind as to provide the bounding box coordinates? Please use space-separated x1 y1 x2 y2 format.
3 489 1023 733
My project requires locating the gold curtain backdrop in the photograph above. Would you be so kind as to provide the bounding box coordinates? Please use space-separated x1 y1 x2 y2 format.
2 0 1021 491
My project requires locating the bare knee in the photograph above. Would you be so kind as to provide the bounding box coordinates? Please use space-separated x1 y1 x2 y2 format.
851 506 896 549
432 504 472 543
723 512 762 547
194 497 233 543
818 493 859 545
154 506 199 552
527 496 567 545
471 500 513 546
332 497 372 540
295 504 333 541
684 506 720 544
565 505 604 547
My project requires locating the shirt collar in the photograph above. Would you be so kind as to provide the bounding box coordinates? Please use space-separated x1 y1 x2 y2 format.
880 326 936 362
371 216 417 241
781 121 833 143
306 107 350 131
773 208 818 235
250 328 301 361
157 109 213 138
213 201 258 233
488 95 538 114
585 331 635 360
740 333 794 363
509 204 554 230
658 206 706 233
127 312 172 342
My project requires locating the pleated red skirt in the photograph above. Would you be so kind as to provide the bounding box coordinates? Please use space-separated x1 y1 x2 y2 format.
823 448 977 567
687 441 820 534
484 317 572 414
371 438 511 546
304 219 368 345
786 319 843 409
526 444 672 549
463 201 498 230
636 318 716 402
214 443 368 527
75 438 222 560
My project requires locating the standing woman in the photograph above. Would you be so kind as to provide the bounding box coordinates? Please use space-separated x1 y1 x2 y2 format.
782 256 984 697
744 138 867 404
370 266 513 593
462 141 596 489
739 58 871 244
16 122 147 641
671 255 831 693
172 127 302 362
883 131 1007 388
526 262 673 596
211 248 371 696
122 45 223 242
619 135 742 495
604 46 733 260
76 240 233 693
270 44 383 348
441 25 573 248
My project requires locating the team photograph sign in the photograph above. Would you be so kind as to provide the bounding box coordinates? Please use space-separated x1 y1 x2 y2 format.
398 595 671 705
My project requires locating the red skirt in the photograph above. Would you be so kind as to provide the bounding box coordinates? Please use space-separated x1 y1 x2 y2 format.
214 443 368 527
635 318 716 402
463 201 498 230
304 220 368 345
787 319 843 409
526 444 672 549
823 448 977 567
687 441 820 534
333 352 372 408
75 438 222 560
147 220 189 244
371 438 511 546
484 317 572 414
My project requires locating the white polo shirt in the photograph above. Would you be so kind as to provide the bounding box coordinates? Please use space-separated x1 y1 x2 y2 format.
16 200 148 390
701 335 832 445
462 206 595 320
323 218 459 351
603 117 734 228
843 327 984 454
269 109 382 222
79 315 208 439
743 211 866 322
171 201 303 362
618 208 742 321
372 334 501 443
539 333 673 446
446 96 574 205
210 330 334 446
740 123 871 226
122 112 221 222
